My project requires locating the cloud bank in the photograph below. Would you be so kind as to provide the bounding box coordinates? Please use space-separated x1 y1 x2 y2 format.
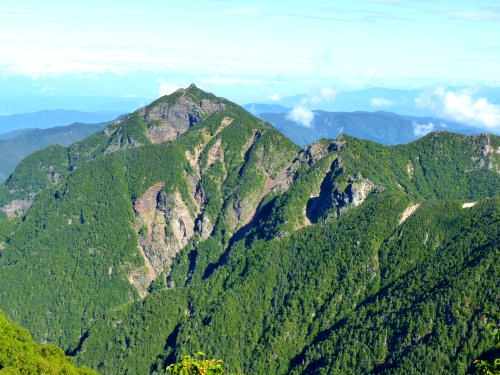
370 97 393 107
412 121 435 136
310 87 336 104
157 80 179 97
416 87 500 132
286 106 314 128
286 87 335 127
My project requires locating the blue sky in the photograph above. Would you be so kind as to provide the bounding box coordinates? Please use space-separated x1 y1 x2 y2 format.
1 0 500 130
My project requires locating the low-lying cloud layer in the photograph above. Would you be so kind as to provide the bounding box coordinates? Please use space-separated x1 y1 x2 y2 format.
286 87 335 127
370 97 393 107
416 87 500 132
412 121 435 136
310 87 336 104
286 106 314 128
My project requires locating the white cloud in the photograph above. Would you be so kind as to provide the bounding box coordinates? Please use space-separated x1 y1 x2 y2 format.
416 87 500 131
157 79 179 97
310 87 336 104
287 106 314 128
1 45 180 77
269 93 282 101
370 97 393 107
412 121 435 136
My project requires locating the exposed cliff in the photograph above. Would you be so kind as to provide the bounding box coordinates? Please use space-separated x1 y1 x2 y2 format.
133 184 195 296
306 157 378 223
141 88 226 144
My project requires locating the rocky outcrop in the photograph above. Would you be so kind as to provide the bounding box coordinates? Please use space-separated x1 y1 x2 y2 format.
462 202 477 208
306 160 378 223
140 88 225 144
263 163 295 195
1 198 33 218
195 214 213 240
104 126 142 154
474 133 499 172
272 139 345 195
294 139 345 167
205 138 225 171
407 160 415 178
99 85 227 157
132 184 195 296
185 117 234 239
347 176 377 207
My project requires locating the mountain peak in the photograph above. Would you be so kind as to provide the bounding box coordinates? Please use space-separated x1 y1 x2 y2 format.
172 83 200 95
138 86 226 144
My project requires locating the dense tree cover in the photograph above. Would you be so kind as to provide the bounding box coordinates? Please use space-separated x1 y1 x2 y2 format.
75 194 499 374
0 156 143 350
0 86 298 353
0 86 498 374
0 144 70 206
166 353 226 375
339 132 500 201
290 199 499 374
0 309 97 374
0 122 106 182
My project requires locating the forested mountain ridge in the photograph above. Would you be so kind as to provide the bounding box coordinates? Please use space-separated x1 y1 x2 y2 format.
0 309 97 374
0 84 299 350
0 84 234 216
0 122 107 182
0 86 498 374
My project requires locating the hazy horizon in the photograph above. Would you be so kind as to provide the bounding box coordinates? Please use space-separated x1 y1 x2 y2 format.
1 0 499 132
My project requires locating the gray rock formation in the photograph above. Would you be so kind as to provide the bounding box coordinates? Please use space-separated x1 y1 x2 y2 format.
306 159 377 223
140 89 225 144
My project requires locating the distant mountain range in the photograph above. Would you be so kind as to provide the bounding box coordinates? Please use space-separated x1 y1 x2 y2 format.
0 106 491 182
0 122 107 181
252 109 488 146
247 86 500 116
0 110 121 135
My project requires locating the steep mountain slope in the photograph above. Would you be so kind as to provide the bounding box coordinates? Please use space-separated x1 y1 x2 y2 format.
258 110 487 146
0 85 298 351
0 309 97 374
0 85 245 215
0 86 498 374
0 122 107 182
73 132 500 374
289 199 499 374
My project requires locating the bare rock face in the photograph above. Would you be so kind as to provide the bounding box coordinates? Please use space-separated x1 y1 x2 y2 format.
348 176 377 207
473 133 500 173
132 184 195 296
294 139 345 167
306 160 378 223
1 198 33 218
205 138 225 171
195 214 213 240
140 91 225 144
278 139 346 196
